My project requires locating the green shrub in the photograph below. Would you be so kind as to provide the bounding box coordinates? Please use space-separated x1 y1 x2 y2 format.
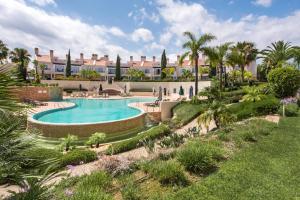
278 103 299 117
22 148 62 170
267 66 300 98
228 96 280 120
106 124 170 155
120 176 141 200
77 171 112 190
176 141 223 174
141 160 188 186
60 149 97 167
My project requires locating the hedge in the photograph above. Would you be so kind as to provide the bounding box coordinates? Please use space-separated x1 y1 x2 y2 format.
106 124 170 155
228 96 280 120
60 149 97 167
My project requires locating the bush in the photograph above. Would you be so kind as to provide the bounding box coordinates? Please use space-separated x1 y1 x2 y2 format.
22 148 62 170
278 103 299 117
120 176 141 200
267 67 300 98
106 124 170 155
60 149 97 167
228 96 280 120
176 141 223 174
141 160 188 186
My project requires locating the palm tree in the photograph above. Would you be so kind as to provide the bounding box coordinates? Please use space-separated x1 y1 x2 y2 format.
260 41 293 71
226 46 244 71
0 40 9 64
180 32 216 95
291 46 300 69
60 134 78 151
86 132 106 148
39 63 47 80
203 42 232 91
197 101 235 131
236 42 258 82
10 48 31 81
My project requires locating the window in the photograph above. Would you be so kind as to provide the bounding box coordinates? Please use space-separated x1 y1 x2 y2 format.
108 68 115 74
95 67 105 73
144 69 150 74
55 65 65 72
71 66 79 74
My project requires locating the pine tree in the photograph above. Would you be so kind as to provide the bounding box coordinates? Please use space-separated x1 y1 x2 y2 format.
66 49 71 77
161 49 167 79
115 55 121 81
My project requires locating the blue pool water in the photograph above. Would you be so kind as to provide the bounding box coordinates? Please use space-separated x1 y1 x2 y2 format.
33 98 155 124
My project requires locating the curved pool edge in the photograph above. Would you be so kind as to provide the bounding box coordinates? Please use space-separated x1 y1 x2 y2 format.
27 98 153 138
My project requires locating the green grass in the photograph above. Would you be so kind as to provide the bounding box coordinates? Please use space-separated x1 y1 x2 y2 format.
162 115 300 200
171 102 207 128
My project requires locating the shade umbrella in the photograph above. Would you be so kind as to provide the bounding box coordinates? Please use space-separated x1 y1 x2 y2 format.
179 85 184 97
124 85 127 94
189 86 194 99
99 84 103 95
158 86 163 101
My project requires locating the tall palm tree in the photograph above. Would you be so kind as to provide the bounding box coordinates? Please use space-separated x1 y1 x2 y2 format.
203 42 232 91
260 41 293 71
10 48 31 81
179 32 216 95
39 63 47 80
226 46 244 71
291 46 300 69
236 41 258 82
0 40 9 64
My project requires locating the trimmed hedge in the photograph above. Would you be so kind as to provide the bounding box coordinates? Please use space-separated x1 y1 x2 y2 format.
228 96 280 120
60 149 97 167
222 89 246 104
106 124 170 155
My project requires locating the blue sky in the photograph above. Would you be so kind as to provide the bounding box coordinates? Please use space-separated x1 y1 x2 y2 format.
0 0 299 61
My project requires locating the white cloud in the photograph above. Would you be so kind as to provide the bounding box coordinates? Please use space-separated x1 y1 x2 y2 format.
29 0 56 6
0 0 139 60
252 0 272 7
160 31 173 45
156 0 300 49
131 28 154 42
128 7 160 25
146 42 164 50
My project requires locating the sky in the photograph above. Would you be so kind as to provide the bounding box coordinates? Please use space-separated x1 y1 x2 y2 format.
0 0 300 62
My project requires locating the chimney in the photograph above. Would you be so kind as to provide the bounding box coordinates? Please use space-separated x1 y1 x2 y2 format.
130 56 133 62
141 56 146 62
34 48 39 55
104 55 109 61
80 53 84 61
92 54 98 60
177 55 180 62
50 50 54 61
152 56 156 62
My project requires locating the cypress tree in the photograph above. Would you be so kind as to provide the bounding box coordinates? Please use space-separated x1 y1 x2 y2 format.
66 49 71 77
161 49 167 79
115 55 121 81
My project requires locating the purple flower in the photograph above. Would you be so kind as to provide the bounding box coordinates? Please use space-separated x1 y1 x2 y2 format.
66 165 75 170
65 189 74 197
280 97 297 105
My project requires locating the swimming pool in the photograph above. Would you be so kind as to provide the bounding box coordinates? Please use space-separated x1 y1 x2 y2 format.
33 97 156 124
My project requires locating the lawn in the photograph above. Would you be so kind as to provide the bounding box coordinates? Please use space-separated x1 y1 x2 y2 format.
165 115 300 200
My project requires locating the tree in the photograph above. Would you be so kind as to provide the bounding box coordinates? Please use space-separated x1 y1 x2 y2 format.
65 49 71 77
127 69 145 81
0 40 9 64
181 69 193 80
60 134 78 151
180 32 216 95
291 46 300 69
115 55 121 81
10 48 31 81
162 67 175 79
161 49 167 79
197 101 235 131
236 41 258 82
86 132 106 148
260 41 293 72
80 69 99 80
267 66 300 98
203 42 232 91
39 63 47 80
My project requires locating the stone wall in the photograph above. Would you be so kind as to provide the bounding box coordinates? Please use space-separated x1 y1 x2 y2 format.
28 113 146 138
14 86 62 101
